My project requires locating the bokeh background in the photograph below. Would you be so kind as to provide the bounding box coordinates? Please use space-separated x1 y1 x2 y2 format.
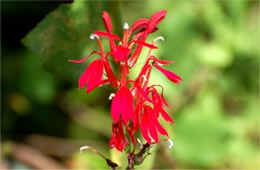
1 0 259 169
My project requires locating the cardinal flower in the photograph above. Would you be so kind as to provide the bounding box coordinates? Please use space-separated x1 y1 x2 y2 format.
70 10 182 156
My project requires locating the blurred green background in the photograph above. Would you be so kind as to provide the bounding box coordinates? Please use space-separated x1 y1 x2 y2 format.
1 0 259 169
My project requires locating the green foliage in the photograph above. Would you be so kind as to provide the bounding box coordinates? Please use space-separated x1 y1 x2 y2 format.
22 0 122 83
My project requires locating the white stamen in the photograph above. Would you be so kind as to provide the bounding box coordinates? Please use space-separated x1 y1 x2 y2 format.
154 36 164 42
80 145 90 153
157 63 163 67
132 91 136 96
108 93 115 100
90 33 99 40
168 139 174 148
142 75 147 82
120 61 126 65
124 23 129 29
127 60 130 66
137 138 143 149
129 62 134 67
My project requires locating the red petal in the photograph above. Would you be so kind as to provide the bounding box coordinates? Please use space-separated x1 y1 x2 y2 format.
101 12 118 52
127 80 153 103
124 88 136 124
148 107 169 137
118 121 128 151
94 31 121 40
68 51 101 63
160 108 174 124
154 64 182 84
78 59 104 90
126 128 136 146
141 113 151 144
148 56 174 65
113 45 131 61
132 40 158 49
129 18 149 35
110 121 128 152
150 27 159 33
120 89 130 124
78 65 91 89
130 31 145 43
111 87 135 124
145 106 158 142
86 59 104 92
86 79 109 93
102 11 113 33
111 91 121 122
160 90 170 108
154 118 169 136
151 84 171 108
147 10 167 32
122 87 135 124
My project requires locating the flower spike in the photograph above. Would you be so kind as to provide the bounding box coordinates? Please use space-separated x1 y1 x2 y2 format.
70 10 182 158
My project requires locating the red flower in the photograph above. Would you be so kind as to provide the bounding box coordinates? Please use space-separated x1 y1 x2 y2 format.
110 120 128 152
146 86 174 124
93 30 157 63
154 64 182 84
102 11 113 33
78 59 105 93
128 10 167 67
140 105 169 144
147 10 167 32
111 86 135 125
113 45 131 62
129 18 149 35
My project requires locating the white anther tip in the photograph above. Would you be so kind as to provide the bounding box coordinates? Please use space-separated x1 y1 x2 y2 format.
90 33 99 40
168 139 174 148
137 138 143 149
142 75 148 82
157 63 163 67
108 93 115 100
80 146 90 153
154 36 164 42
124 23 129 29
120 61 126 65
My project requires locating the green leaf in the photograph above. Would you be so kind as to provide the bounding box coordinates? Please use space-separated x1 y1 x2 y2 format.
22 0 122 83
172 87 230 168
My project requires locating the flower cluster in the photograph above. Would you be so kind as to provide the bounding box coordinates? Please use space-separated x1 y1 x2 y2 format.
70 10 182 152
